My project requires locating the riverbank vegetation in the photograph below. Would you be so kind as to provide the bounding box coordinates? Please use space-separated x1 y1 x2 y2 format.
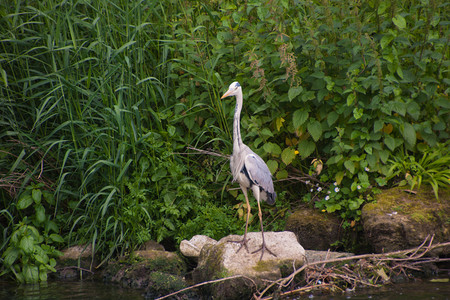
1 0 448 283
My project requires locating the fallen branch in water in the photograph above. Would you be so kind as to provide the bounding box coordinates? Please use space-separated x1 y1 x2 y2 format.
154 274 256 300
256 235 449 300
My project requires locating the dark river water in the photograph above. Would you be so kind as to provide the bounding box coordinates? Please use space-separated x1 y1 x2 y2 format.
0 279 448 300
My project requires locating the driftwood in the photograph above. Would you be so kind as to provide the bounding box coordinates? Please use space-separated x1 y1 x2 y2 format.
156 235 449 300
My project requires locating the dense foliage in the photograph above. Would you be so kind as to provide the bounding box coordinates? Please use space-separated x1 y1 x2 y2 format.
1 0 448 282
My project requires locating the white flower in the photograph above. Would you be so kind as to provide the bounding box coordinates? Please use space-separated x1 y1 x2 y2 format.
334 187 340 193
305 180 310 185
357 185 361 190
365 167 370 172
327 190 331 194
310 189 314 192
334 182 338 186
317 187 322 192
325 195 330 201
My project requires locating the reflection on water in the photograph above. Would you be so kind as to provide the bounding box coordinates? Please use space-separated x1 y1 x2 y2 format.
0 279 448 300
304 281 450 300
0 280 145 300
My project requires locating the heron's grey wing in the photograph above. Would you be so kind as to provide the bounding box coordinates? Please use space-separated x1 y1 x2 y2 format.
243 152 275 193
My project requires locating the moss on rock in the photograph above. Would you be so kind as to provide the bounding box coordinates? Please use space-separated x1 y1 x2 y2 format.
285 205 341 250
361 186 450 254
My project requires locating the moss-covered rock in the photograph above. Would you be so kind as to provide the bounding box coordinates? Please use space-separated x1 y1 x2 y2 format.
102 249 189 298
54 244 96 280
361 186 450 255
285 205 341 250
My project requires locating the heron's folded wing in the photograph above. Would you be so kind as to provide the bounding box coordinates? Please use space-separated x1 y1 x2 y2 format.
244 153 274 193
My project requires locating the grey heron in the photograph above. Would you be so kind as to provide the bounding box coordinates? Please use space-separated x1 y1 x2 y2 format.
221 81 277 260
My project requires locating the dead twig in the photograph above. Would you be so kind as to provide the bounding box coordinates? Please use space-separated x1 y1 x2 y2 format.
185 146 230 159
257 235 450 299
154 275 257 300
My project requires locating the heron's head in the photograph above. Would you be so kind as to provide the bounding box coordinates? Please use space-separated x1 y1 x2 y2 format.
221 81 241 99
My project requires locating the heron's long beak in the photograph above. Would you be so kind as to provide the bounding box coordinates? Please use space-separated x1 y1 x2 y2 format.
221 90 232 99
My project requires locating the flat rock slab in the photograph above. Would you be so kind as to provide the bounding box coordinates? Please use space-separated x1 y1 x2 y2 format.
192 231 305 299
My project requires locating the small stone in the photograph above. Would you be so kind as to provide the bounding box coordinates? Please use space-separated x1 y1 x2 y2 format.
60 244 93 260
180 235 217 258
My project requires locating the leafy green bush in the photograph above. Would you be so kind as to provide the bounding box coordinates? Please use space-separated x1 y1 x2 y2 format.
1 184 63 283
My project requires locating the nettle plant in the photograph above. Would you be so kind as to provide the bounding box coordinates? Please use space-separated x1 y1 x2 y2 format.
214 0 448 223
2 184 63 283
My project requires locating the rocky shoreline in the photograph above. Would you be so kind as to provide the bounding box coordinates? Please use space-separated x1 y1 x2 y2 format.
54 187 449 299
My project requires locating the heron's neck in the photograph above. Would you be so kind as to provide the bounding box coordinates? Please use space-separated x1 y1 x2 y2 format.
233 92 244 153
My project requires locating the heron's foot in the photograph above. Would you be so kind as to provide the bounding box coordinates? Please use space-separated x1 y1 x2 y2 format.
229 236 250 254
252 241 277 261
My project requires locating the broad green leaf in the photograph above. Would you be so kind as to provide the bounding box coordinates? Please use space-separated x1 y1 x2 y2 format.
19 236 34 254
298 139 315 158
276 169 288 180
49 233 65 243
301 91 315 102
406 101 420 120
335 171 345 185
378 1 389 14
344 160 355 174
364 145 373 155
402 122 416 146
327 111 339 126
281 147 296 166
374 120 384 132
263 142 282 155
276 117 285 131
45 220 59 233
34 253 48 264
384 135 396 151
292 109 308 128
378 149 390 163
266 159 278 174
380 34 394 49
288 86 303 101
167 125 176 136
32 189 42 204
307 120 322 142
3 247 19 267
175 87 186 98
39 269 48 282
347 93 356 106
353 108 363 120
17 194 33 210
42 191 55 206
23 265 39 283
257 6 269 20
35 204 46 223
392 15 406 29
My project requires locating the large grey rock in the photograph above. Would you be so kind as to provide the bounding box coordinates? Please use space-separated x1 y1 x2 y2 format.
192 231 305 299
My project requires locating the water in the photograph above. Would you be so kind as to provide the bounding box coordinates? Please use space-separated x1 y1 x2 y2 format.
0 279 448 300
0 280 145 300
304 281 450 300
